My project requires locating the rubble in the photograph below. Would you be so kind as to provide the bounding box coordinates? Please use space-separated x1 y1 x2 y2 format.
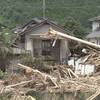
1 54 100 99
1 63 99 94
80 48 100 74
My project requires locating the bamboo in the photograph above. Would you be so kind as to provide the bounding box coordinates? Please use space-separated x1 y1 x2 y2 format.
49 28 100 49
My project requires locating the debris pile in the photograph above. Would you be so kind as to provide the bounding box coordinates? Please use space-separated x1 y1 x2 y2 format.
84 50 100 66
1 62 100 100
51 65 77 79
80 48 100 74
1 64 99 93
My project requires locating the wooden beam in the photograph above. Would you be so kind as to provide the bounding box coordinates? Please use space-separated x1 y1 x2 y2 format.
49 28 100 49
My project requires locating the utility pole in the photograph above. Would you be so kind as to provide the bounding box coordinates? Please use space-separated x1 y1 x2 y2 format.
43 0 46 18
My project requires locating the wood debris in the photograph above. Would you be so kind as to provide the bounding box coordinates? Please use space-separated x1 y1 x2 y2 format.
1 62 100 99
2 63 97 93
81 49 100 74
86 87 100 100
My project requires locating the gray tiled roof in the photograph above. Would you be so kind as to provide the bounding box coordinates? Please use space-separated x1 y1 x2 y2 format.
12 17 72 45
86 31 100 38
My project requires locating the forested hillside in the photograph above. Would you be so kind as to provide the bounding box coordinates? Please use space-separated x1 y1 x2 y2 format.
0 0 100 28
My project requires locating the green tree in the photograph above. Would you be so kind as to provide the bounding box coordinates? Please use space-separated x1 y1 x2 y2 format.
64 17 86 38
0 26 12 72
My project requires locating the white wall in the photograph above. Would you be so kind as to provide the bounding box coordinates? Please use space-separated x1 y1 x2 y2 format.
25 35 33 54
68 58 95 75
92 21 99 31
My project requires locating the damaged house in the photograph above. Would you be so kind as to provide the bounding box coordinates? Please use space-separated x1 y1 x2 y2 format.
12 18 71 64
11 17 100 75
87 16 100 44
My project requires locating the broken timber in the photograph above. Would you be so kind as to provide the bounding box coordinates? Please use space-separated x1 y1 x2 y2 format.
86 88 100 100
49 28 100 49
18 63 58 87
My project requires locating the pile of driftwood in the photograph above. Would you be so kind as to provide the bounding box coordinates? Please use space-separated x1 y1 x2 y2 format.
1 63 100 100
51 65 78 79
83 50 100 66
80 48 100 74
3 64 99 92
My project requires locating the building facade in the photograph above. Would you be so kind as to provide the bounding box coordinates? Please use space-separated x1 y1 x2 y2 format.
86 16 100 44
12 18 71 64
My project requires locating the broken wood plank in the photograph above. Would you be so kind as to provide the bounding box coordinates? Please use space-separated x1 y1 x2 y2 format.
68 68 79 78
67 69 73 79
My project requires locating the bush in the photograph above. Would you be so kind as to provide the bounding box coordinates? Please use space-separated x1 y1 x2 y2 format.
19 53 35 68
0 27 13 72
0 69 5 79
19 53 51 73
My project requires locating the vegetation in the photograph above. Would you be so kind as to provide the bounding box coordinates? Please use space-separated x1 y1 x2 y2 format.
0 70 5 79
0 0 99 37
64 17 87 38
19 54 52 72
0 25 12 72
0 0 99 28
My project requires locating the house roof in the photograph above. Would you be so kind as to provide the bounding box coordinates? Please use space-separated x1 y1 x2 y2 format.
89 16 100 22
12 17 72 44
13 17 71 34
86 31 100 38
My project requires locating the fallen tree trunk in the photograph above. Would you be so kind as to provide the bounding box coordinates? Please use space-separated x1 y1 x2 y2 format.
0 80 34 94
49 28 100 49
17 63 58 87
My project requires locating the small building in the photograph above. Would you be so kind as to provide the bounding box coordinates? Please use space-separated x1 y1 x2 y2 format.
86 16 100 44
12 18 71 64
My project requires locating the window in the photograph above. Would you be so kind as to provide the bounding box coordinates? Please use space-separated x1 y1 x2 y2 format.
42 40 52 56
